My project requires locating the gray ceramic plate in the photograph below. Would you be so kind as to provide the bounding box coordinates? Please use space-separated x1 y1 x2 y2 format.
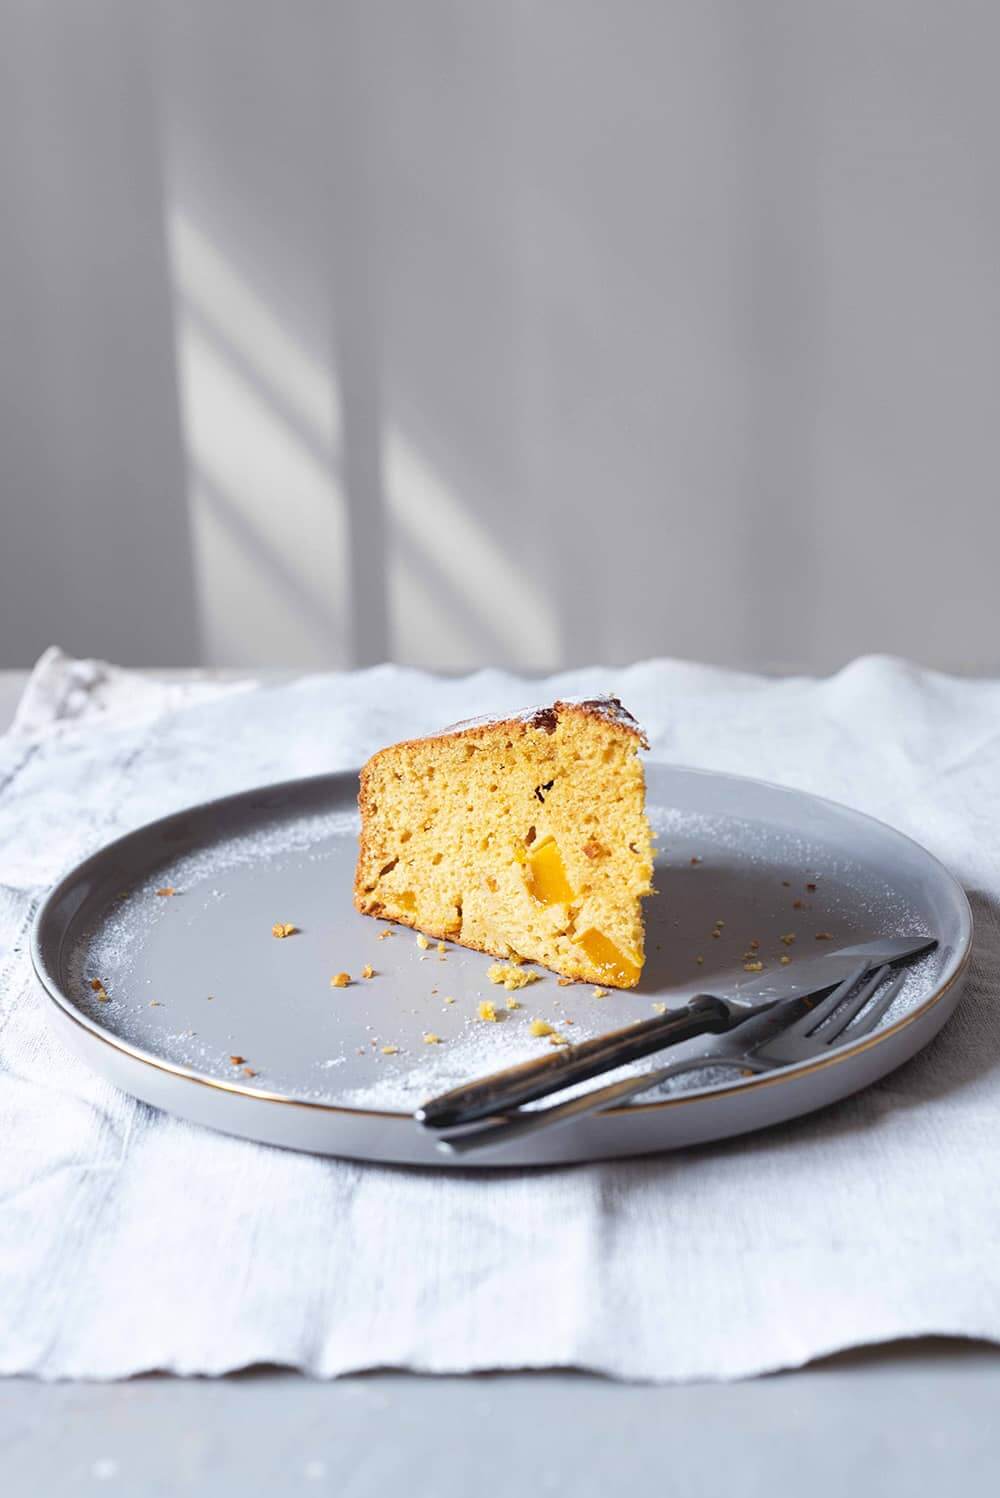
31 764 972 1167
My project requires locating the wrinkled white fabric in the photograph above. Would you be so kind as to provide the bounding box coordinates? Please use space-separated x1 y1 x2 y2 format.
0 647 997 1382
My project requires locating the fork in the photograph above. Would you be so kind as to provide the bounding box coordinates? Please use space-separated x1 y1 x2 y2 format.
435 961 909 1157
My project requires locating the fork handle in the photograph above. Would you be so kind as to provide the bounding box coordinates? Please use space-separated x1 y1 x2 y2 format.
416 994 731 1130
439 1054 773 1158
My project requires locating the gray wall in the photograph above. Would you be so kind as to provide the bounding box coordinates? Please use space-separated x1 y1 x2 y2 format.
2 1 999 673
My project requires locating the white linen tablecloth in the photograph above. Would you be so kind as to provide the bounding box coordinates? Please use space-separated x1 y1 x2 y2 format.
1 648 998 1382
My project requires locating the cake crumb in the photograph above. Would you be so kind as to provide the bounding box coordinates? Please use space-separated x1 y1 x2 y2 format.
793 899 804 910
652 1002 667 1014
690 856 701 865
478 1000 499 1023
272 922 297 939
557 977 574 987
506 996 523 1010
815 931 833 941
436 941 446 954
330 972 351 988
155 886 177 897
242 1067 257 1077
148 1000 162 1008
487 963 541 991
443 995 456 1005
780 933 796 946
592 987 609 999
381 1045 400 1055
229 1055 245 1066
548 1033 570 1047
806 881 817 892
529 1018 554 1037
780 955 792 965
377 929 394 940
422 1033 442 1045
711 930 721 939
695 955 705 965
361 964 375 979
416 933 431 950
743 960 764 973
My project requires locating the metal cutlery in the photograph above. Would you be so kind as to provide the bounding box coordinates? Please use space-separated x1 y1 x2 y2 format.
417 935 936 1145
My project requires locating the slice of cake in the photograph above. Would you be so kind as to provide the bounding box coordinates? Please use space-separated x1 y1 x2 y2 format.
354 697 653 988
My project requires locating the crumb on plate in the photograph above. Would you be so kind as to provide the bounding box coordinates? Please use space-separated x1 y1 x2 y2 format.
487 963 541 991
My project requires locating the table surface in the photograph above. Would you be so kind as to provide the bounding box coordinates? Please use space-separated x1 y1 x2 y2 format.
2 666 998 1496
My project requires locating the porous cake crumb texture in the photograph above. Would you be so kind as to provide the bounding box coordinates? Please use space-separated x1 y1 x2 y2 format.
353 697 653 987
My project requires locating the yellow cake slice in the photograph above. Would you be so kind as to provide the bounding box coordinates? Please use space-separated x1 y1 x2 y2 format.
353 697 653 988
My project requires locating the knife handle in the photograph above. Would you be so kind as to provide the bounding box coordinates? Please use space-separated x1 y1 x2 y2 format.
416 994 731 1130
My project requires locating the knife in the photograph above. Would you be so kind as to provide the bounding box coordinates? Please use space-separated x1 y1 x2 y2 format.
415 935 936 1131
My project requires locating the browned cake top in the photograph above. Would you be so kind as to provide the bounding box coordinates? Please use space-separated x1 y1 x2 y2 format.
426 695 649 749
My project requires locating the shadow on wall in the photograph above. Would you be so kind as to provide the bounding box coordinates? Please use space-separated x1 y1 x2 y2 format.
151 0 766 671
152 0 1000 674
4 1 1000 671
169 213 559 669
159 0 561 671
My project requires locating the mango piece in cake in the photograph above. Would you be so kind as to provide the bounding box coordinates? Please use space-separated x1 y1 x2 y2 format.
353 697 653 988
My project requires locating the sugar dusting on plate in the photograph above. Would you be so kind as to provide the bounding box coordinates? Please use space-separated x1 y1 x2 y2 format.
57 793 946 1115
